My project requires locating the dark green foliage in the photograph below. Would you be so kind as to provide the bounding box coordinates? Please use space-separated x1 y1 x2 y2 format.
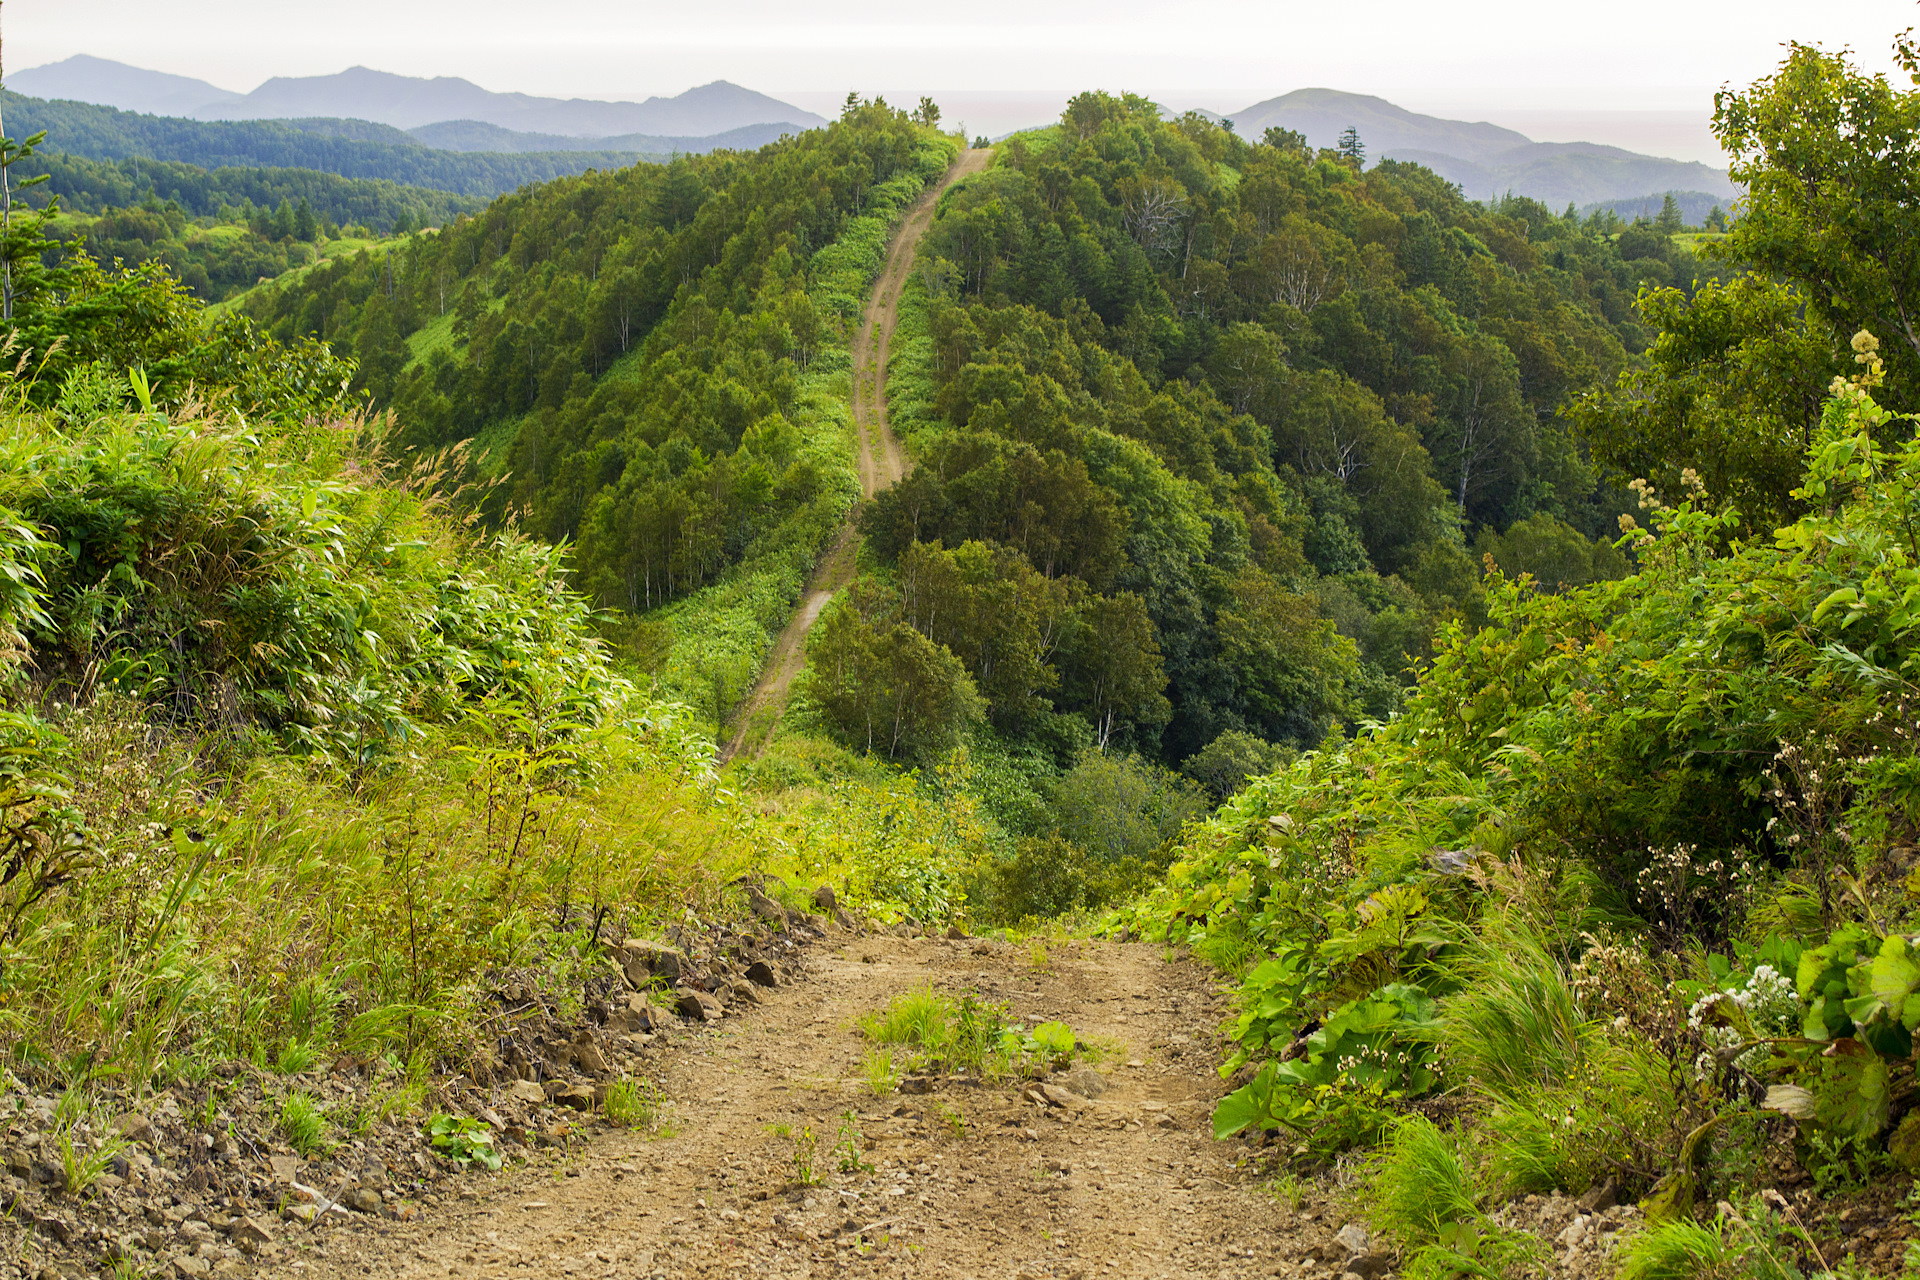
871 98 1652 764
2 93 647 200
805 586 985 762
27 149 478 228
242 107 954 627
1575 39 1920 533
1182 729 1296 801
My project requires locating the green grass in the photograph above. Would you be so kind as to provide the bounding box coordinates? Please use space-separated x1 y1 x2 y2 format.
860 1047 898 1096
404 309 460 368
1617 1220 1729 1280
1364 1115 1539 1280
56 1121 128 1196
603 1077 664 1131
1433 919 1588 1099
1365 1115 1477 1247
279 1092 329 1156
860 985 952 1053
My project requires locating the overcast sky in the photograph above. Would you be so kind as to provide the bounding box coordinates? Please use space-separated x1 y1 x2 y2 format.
13 0 1914 161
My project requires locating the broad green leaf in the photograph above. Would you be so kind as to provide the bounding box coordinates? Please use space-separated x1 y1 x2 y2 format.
1211 1063 1278 1139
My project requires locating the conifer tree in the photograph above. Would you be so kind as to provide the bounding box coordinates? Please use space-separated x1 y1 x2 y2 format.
1337 126 1365 166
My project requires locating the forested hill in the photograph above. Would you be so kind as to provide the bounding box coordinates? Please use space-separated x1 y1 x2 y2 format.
815 93 1716 767
239 102 958 616
31 150 481 228
1 93 650 199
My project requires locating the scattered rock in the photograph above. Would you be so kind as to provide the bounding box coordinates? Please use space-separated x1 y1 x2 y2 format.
811 885 838 913
1577 1179 1618 1214
833 907 860 932
1062 1066 1107 1099
899 1077 935 1095
728 980 763 1006
344 1189 382 1215
947 924 968 940
229 1218 274 1255
1032 1084 1089 1110
607 993 671 1033
507 1080 548 1106
171 1255 211 1279
745 960 779 988
745 888 791 931
112 1113 154 1145
572 1039 609 1075
553 1087 596 1113
618 939 686 986
676 988 724 1022
1334 1223 1370 1255
1347 1251 1393 1280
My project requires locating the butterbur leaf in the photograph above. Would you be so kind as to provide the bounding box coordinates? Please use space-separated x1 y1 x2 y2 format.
1815 1040 1892 1140
1761 1084 1818 1120
1639 1170 1695 1226
1029 1021 1075 1057
1872 935 1920 1025
1212 1063 1279 1139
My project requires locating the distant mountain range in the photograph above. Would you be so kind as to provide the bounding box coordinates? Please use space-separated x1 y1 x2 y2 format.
1228 88 1737 210
12 56 826 141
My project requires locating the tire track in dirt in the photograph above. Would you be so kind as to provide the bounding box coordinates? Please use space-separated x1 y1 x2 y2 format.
717 147 992 766
263 931 1329 1280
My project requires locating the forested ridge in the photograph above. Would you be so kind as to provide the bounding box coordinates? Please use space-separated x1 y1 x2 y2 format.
821 92 1703 774
5 28 1920 1280
2 92 651 199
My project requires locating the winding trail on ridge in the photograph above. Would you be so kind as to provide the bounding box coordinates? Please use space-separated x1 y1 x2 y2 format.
716 147 993 765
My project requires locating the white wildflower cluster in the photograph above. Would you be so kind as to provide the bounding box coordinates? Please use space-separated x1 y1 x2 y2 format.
1686 963 1799 1081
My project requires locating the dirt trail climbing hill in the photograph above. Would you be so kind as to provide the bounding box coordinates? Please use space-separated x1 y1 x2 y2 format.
263 932 1336 1280
717 148 992 765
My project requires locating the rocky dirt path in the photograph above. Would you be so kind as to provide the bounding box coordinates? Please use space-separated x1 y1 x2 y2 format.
260 930 1341 1280
718 148 991 765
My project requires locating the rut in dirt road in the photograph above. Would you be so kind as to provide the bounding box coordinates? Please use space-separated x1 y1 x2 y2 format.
716 148 992 766
264 929 1357 1280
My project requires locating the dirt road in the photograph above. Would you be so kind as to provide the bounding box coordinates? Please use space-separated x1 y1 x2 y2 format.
717 148 992 765
263 931 1332 1280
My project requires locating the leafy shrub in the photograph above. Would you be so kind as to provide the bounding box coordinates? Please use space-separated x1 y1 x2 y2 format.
1182 730 1297 802
425 1113 501 1169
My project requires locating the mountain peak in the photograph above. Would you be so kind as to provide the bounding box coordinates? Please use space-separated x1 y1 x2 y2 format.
11 58 826 140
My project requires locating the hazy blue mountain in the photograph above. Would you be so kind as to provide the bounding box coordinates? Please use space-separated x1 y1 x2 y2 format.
9 54 242 117
11 57 826 139
1227 87 1736 208
1388 141 1736 206
1230 88 1530 163
405 119 798 154
203 67 824 136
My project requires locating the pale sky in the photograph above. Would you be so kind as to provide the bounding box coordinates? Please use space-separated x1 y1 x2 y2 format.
15 0 1915 162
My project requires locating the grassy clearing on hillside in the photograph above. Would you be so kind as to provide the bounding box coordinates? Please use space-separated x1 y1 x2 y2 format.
207 231 421 316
